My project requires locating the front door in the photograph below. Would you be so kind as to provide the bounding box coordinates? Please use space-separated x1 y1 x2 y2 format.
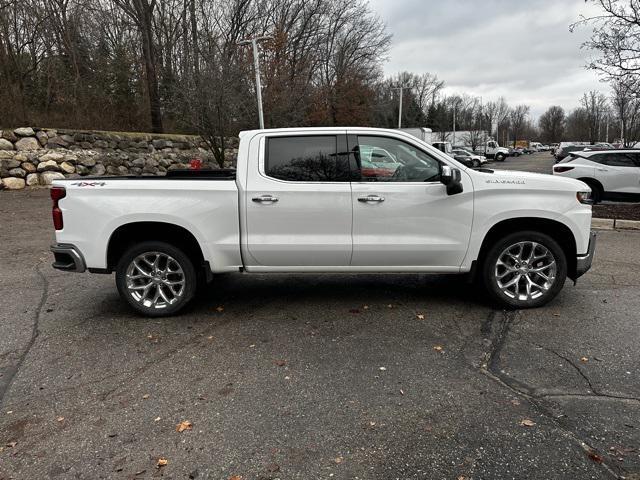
244 133 353 268
349 134 473 269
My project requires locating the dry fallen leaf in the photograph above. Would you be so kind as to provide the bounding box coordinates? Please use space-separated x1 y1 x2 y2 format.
334 456 344 464
176 420 193 433
416 314 425 320
274 360 287 367
154 417 161 422
56 416 64 422
363 305 369 310
580 357 589 363
510 399 521 406
229 476 243 480
520 419 536 427
458 476 468 480
369 421 376 427
386 304 393 308
400 389 405 396
6 441 17 448
215 306 224 312
587 449 604 464
433 345 443 352
379 366 387 371
207 336 214 340
157 458 168 467
142 394 150 399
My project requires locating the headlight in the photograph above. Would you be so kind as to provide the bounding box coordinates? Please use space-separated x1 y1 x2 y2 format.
576 191 592 204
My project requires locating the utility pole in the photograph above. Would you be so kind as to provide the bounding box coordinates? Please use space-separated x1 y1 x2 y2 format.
393 84 411 129
452 104 456 146
238 36 272 129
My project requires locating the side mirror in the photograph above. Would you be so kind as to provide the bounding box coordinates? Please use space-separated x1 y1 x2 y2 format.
441 165 463 195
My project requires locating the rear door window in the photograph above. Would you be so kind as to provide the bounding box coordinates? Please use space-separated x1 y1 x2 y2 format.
265 136 349 182
594 152 637 167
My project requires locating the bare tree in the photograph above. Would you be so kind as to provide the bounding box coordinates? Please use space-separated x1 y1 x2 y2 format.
509 105 530 147
538 106 566 143
611 76 640 145
113 0 164 132
581 90 609 143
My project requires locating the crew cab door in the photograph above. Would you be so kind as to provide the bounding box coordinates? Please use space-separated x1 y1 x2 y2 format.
349 133 473 269
244 133 352 268
593 152 640 194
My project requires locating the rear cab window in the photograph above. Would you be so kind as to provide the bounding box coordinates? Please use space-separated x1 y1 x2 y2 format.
265 136 350 182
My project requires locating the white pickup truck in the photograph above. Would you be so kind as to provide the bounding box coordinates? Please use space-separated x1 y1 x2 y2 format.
50 127 596 316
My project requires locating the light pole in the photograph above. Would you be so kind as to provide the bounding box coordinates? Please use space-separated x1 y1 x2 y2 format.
393 84 411 129
238 36 272 129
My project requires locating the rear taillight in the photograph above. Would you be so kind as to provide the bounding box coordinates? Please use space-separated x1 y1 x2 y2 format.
50 186 66 230
554 166 575 173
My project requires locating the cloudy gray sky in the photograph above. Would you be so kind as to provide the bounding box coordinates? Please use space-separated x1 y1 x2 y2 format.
368 0 607 118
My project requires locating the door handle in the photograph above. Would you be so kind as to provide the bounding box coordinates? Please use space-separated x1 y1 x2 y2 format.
358 195 385 203
252 195 279 203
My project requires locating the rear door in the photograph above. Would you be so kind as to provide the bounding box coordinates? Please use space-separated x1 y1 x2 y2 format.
349 133 473 270
593 152 640 194
244 133 353 268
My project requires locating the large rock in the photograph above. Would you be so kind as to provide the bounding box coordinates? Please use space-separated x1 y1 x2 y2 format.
0 138 14 150
0 151 15 160
47 134 74 148
39 151 65 163
21 162 36 173
14 127 35 137
39 171 65 185
90 164 106 176
152 139 173 149
37 160 60 172
15 137 41 151
26 173 40 186
35 130 48 146
1 158 21 169
59 161 75 174
76 165 89 176
8 167 26 178
2 130 17 142
3 177 25 189
78 156 97 167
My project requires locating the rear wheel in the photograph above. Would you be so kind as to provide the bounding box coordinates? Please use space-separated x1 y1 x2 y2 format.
482 231 567 309
116 241 197 317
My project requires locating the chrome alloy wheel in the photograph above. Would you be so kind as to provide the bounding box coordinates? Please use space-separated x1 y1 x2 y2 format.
495 241 557 301
125 252 186 309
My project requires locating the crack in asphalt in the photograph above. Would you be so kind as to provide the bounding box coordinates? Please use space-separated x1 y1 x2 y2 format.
479 309 624 479
534 344 640 403
0 262 48 407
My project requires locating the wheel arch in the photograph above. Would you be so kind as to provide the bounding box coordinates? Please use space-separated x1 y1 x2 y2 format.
106 222 207 275
476 217 578 281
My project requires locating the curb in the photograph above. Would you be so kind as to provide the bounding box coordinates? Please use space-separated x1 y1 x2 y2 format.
592 217 640 231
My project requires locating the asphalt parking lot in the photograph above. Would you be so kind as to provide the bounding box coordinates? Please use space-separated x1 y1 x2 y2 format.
1 188 639 480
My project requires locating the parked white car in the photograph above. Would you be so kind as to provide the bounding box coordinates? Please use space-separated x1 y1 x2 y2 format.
553 149 640 203
451 149 487 168
50 127 596 316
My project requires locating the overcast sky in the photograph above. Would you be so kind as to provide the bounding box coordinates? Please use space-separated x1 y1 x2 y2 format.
368 0 606 118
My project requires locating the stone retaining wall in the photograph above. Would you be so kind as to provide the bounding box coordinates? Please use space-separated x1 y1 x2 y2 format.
0 127 237 190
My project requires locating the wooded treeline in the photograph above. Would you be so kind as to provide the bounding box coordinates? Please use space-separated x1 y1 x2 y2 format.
2 0 639 153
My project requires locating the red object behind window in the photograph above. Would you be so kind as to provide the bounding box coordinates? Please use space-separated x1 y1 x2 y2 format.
190 158 202 170
50 186 66 230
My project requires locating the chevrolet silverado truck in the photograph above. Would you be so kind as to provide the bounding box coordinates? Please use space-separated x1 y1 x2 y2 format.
49 127 596 316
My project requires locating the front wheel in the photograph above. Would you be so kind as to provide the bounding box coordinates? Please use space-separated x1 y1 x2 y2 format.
482 231 567 309
495 153 505 162
116 241 197 317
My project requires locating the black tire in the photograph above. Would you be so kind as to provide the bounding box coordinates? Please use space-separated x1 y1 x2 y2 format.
115 241 197 317
481 231 567 309
495 153 505 162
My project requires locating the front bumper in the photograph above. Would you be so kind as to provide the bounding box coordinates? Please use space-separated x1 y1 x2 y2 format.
575 232 597 278
51 243 86 273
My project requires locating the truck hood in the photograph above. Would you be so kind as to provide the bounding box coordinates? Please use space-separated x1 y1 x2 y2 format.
477 169 590 192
